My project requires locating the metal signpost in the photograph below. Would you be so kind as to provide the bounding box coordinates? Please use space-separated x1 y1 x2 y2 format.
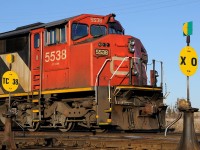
177 21 200 150
2 71 19 111
1 60 19 149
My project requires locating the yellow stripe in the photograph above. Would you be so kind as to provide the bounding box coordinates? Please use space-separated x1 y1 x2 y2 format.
41 87 94 95
0 87 94 98
0 93 28 98
115 85 162 91
99 122 111 125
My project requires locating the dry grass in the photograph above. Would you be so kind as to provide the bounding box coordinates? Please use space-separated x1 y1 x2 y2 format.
166 112 200 133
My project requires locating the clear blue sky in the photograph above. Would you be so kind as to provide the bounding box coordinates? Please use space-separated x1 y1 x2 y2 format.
1 0 200 108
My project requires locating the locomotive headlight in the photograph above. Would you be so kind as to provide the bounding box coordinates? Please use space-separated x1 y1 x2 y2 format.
130 40 135 46
128 39 135 53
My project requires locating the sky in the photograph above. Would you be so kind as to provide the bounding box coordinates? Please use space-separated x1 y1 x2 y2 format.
0 0 200 108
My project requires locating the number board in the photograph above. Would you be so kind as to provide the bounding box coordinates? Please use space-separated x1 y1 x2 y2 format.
2 71 19 92
179 46 198 76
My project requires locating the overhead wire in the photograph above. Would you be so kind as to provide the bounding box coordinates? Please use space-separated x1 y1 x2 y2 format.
1 0 200 24
0 0 199 32
117 0 200 15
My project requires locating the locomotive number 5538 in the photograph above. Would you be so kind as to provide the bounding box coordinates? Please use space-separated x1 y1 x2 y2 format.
45 49 67 62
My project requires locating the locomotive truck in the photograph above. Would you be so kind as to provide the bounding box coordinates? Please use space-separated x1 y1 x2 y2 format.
0 13 167 132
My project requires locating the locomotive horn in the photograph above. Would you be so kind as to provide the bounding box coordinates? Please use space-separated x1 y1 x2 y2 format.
106 13 116 23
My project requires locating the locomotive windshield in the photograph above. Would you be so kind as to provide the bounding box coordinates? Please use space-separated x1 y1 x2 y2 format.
91 25 106 37
72 23 88 40
108 22 124 35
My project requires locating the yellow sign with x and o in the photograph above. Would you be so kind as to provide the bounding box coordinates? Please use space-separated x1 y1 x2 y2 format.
179 46 198 76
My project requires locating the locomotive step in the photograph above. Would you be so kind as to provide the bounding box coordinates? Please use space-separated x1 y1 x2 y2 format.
32 109 40 113
99 119 112 125
104 108 112 113
32 119 40 122
32 99 39 103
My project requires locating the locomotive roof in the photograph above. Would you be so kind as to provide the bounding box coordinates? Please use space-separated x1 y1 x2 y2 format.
0 16 76 39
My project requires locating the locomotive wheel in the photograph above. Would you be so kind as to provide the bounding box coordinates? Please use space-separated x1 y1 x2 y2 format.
59 122 75 132
27 122 40 132
57 113 75 132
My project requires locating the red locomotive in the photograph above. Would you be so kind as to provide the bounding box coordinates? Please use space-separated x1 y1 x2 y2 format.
0 13 167 132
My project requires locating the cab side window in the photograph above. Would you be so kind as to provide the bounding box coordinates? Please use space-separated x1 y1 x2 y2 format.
34 33 40 48
45 25 66 45
72 23 88 40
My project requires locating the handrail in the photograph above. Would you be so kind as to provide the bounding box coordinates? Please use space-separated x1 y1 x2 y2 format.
108 57 128 102
108 57 141 102
95 59 111 103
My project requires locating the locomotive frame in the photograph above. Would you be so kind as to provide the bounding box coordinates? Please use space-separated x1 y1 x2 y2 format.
0 13 167 132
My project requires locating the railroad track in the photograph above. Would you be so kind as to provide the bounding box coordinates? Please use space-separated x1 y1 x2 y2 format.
0 131 187 149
